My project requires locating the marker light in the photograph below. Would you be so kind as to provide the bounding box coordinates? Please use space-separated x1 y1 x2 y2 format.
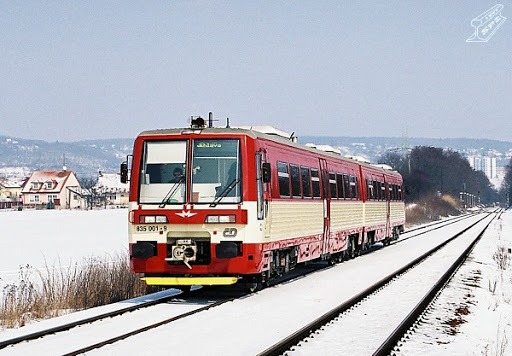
139 215 168 224
205 215 236 223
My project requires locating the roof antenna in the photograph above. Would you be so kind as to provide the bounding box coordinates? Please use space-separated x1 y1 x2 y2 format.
226 117 230 128
208 112 214 128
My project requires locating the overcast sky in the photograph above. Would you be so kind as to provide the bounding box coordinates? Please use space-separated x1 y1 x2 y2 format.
1 1 510 142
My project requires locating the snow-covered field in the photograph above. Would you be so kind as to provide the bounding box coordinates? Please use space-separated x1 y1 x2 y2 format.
0 208 510 355
0 209 128 291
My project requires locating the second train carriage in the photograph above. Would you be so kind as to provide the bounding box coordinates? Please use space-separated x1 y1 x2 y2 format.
122 119 405 288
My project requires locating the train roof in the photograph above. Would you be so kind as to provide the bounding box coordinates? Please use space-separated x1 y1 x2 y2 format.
137 126 401 177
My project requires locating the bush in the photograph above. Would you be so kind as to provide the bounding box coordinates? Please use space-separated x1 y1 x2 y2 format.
406 194 462 227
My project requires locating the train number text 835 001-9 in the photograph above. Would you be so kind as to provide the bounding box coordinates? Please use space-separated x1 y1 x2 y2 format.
136 225 167 232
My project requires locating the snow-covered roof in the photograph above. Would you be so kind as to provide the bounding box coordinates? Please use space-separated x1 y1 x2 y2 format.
96 172 129 192
21 170 75 194
232 126 291 139
0 180 21 189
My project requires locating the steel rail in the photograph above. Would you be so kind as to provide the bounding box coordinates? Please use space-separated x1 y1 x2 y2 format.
2 260 326 354
257 211 495 356
403 211 477 234
0 288 190 350
395 211 483 244
373 211 498 355
63 297 236 356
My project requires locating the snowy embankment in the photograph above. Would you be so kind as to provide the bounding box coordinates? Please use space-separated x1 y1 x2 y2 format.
0 209 128 291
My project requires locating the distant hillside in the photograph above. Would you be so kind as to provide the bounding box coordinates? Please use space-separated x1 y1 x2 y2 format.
301 136 512 165
1 134 511 179
0 135 133 178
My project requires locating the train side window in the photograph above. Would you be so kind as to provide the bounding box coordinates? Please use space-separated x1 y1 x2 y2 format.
381 182 386 200
350 175 357 199
311 168 321 198
290 164 301 198
337 173 344 199
329 172 337 199
277 161 290 198
355 177 360 199
301 166 311 198
343 174 350 199
367 179 374 200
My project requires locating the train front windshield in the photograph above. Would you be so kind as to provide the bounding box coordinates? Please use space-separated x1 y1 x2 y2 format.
138 138 242 205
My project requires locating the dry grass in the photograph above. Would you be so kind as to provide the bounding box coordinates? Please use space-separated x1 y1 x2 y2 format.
0 252 148 329
406 194 462 227
493 246 511 271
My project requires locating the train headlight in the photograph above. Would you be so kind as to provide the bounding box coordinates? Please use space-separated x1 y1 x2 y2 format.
139 215 168 224
205 215 236 223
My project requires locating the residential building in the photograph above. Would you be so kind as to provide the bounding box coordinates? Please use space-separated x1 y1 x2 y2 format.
21 170 82 209
0 179 22 199
0 179 23 209
467 155 497 179
96 171 129 206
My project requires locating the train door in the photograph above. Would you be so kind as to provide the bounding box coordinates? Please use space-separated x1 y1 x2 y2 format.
319 158 330 258
384 178 391 238
256 150 270 238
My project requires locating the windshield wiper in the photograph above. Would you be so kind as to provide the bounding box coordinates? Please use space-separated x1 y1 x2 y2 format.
210 179 240 207
159 176 185 208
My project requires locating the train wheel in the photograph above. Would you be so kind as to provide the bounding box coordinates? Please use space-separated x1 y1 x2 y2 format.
245 281 263 293
243 275 263 293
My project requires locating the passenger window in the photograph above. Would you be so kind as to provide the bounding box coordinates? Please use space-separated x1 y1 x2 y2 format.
350 175 357 199
329 172 337 199
301 166 311 198
343 174 350 199
311 168 321 198
290 164 301 197
337 174 344 199
367 179 373 200
277 161 290 197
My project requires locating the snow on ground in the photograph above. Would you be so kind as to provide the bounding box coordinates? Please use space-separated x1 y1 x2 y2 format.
0 209 510 355
397 210 512 355
0 209 128 291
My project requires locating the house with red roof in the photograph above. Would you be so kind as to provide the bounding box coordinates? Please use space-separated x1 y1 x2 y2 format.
21 170 82 209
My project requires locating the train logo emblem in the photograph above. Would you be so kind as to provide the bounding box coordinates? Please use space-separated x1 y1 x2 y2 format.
176 210 197 218
223 228 238 237
466 4 506 42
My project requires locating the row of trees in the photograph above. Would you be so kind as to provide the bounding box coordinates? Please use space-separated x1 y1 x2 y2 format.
379 146 500 205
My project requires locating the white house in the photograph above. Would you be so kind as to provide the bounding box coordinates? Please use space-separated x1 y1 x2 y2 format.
96 171 129 206
0 179 23 209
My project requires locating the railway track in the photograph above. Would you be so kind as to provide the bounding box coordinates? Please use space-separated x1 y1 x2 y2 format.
0 288 189 350
0 211 493 355
395 211 480 244
0 260 327 355
258 210 498 355
0 287 234 355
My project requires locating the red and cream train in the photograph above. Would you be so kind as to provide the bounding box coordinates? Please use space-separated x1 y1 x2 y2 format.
121 118 405 288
